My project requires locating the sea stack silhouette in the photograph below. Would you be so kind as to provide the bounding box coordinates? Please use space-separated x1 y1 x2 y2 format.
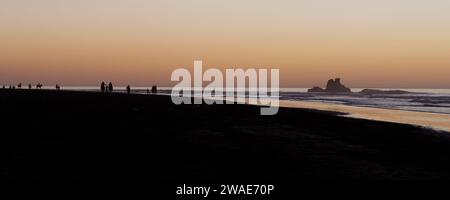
308 78 351 93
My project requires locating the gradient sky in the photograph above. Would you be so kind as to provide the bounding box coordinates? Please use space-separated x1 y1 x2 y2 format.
1 0 450 88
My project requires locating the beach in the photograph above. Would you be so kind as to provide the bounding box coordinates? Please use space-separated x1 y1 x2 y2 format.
1 89 450 181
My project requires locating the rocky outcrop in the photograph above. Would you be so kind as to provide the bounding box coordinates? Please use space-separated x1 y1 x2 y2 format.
307 86 325 93
308 78 351 93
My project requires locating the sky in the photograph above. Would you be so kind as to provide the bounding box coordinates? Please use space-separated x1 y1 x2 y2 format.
1 0 450 88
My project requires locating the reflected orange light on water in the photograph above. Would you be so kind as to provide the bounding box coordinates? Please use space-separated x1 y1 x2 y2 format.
279 100 450 132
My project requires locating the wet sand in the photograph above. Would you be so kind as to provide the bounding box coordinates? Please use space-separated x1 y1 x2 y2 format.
1 89 450 181
279 100 450 132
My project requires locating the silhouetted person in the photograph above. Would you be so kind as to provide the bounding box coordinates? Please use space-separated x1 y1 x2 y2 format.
151 85 157 94
108 82 113 93
36 83 43 89
56 84 61 90
18 83 22 89
101 82 106 93
2 85 5 89
28 84 32 89
126 85 131 94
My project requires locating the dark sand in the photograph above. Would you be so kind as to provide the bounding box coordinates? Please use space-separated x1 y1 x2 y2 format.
1 89 450 181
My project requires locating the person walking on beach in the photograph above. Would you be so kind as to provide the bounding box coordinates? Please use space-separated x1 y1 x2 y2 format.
101 82 106 93
108 82 113 93
28 84 32 89
126 85 131 94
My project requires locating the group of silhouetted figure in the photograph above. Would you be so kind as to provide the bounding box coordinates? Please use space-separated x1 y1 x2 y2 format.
100 82 114 93
1 81 157 95
100 82 157 95
1 83 50 90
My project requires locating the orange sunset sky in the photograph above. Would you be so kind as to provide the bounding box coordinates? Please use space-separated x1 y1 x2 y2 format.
1 0 450 88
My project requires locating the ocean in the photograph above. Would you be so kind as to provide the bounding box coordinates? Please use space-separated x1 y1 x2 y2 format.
280 88 450 115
